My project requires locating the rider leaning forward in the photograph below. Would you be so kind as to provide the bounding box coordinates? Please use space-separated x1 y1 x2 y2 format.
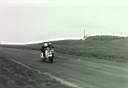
41 42 55 58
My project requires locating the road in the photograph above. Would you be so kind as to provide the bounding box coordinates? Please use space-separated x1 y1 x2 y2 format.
0 47 128 88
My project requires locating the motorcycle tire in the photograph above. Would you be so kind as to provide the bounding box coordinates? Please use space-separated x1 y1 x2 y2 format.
49 57 53 63
42 58 46 62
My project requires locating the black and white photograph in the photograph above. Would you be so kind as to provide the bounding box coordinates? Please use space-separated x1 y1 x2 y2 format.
0 0 128 88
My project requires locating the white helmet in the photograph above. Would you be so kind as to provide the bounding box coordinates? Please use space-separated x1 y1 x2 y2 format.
44 43 48 47
48 42 52 45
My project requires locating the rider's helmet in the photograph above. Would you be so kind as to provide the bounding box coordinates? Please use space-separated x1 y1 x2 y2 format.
48 42 52 45
44 43 48 47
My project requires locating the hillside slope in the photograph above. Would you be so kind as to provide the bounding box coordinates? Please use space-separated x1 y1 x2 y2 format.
0 46 128 88
0 36 128 88
53 36 128 62
1 36 128 62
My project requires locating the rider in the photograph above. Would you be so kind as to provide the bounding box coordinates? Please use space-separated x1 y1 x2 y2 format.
41 42 55 58
48 42 55 57
48 42 54 50
41 42 48 58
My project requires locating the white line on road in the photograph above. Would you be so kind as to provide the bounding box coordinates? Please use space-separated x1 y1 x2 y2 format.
11 59 82 88
43 72 82 88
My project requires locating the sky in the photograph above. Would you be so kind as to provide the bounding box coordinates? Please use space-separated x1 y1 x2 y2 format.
0 0 128 43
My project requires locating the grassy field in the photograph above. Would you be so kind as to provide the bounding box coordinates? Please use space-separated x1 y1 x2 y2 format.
1 35 128 62
53 36 128 62
1 36 128 88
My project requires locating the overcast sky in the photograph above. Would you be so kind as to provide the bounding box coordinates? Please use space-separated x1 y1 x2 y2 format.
0 0 128 43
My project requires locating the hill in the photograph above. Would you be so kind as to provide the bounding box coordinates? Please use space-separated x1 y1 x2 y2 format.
0 36 128 88
1 36 128 62
53 36 128 62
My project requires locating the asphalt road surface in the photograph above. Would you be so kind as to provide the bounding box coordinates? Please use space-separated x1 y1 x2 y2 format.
1 47 128 88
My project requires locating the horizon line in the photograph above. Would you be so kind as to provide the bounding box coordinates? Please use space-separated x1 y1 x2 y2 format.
1 33 127 45
1 37 82 45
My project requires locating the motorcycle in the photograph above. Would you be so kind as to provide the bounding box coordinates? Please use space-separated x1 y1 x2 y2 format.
40 47 54 63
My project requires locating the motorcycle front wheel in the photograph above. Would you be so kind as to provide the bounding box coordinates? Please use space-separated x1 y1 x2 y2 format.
49 57 53 63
